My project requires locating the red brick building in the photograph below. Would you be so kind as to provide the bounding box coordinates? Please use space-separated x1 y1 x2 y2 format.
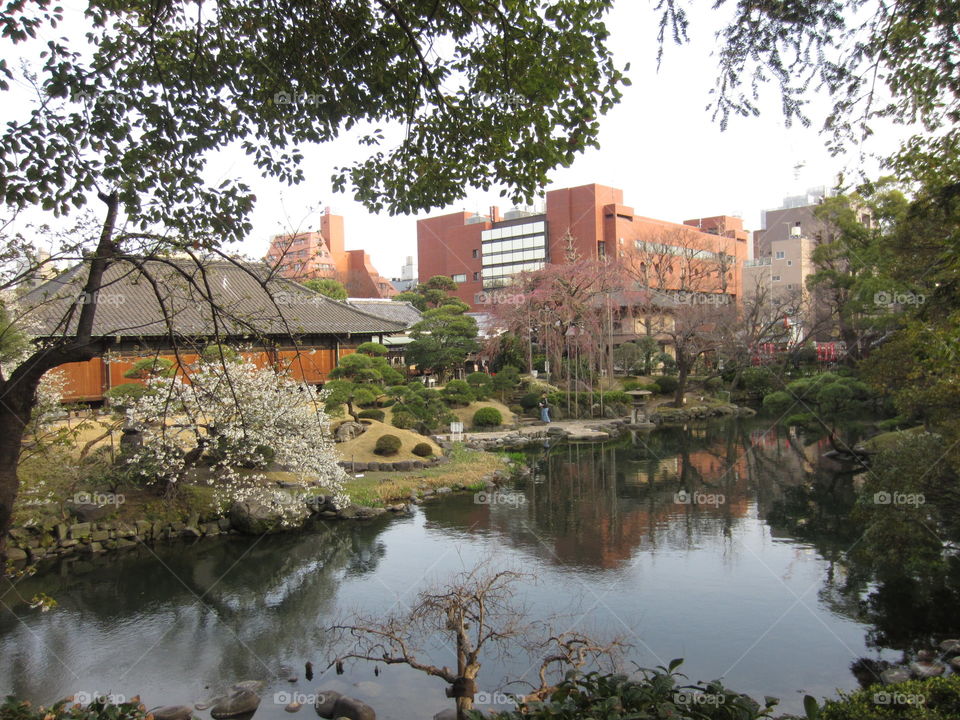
416 183 749 309
265 210 397 298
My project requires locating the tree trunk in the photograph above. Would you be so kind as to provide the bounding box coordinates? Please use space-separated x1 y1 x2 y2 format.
0 380 36 559
455 696 474 720
674 362 689 407
0 191 118 558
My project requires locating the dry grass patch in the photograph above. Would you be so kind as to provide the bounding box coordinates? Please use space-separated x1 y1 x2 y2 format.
451 399 516 429
334 419 441 463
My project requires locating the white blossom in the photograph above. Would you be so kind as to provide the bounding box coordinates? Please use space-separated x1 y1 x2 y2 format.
125 357 347 517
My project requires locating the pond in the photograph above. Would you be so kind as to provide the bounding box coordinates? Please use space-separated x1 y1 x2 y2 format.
0 419 915 717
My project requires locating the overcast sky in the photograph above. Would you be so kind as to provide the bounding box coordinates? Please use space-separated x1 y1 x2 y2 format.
222 2 907 277
8 1 909 278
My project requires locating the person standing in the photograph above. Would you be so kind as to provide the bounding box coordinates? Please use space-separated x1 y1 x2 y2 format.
539 395 551 423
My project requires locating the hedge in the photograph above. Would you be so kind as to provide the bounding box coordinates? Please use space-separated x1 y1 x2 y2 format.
357 409 385 421
473 407 503 427
412 442 434 457
374 434 402 455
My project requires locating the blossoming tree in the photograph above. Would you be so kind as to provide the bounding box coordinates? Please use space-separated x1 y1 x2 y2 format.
124 357 347 514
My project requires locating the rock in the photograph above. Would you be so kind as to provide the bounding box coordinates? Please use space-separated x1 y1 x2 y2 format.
365 462 380 472
433 710 457 720
910 660 945 677
210 688 261 719
65 500 112 522
230 500 307 535
151 706 194 720
880 667 912 684
335 422 366 442
338 505 360 519
939 639 960 654
330 696 375 720
392 461 412 472
435 487 452 495
232 681 264 693
4 547 27 562
69 522 92 539
284 703 302 713
314 690 342 717
348 462 368 473
950 657 960 672
355 507 386 519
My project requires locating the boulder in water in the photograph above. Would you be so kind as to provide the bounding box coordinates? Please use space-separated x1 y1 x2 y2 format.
880 667 911 684
151 706 193 720
330 696 375 720
314 690 342 718
210 688 261 718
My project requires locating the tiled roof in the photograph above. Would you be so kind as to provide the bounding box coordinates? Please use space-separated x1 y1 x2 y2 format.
22 258 406 339
344 298 422 328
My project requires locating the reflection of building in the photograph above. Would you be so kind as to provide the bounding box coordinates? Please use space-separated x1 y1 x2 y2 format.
264 210 397 298
417 183 749 310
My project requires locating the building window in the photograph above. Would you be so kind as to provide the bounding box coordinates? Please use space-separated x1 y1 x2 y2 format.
473 271 480 281
472 249 479 258
786 260 792 266
772 275 781 281
452 273 467 283
775 251 785 259
597 241 606 258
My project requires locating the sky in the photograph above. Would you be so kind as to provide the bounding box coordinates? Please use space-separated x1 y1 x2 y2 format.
6 1 909 278
221 1 906 277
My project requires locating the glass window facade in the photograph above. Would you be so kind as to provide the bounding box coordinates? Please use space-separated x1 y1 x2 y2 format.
480 220 547 289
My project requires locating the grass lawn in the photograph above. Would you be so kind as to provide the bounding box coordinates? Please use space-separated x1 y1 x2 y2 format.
343 445 506 507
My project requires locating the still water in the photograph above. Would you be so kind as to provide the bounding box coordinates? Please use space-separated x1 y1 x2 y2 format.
0 419 901 717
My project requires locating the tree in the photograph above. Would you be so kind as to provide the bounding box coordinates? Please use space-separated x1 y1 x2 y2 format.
325 353 403 423
389 382 454 435
614 336 659 376
487 253 627 386
394 275 467 312
125 356 347 507
406 306 479 380
658 1 959 160
762 373 877 452
328 565 621 720
659 299 734 406
302 278 347 301
0 1 626 556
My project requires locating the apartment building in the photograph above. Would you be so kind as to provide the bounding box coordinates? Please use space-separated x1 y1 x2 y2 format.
264 210 397 298
416 183 749 310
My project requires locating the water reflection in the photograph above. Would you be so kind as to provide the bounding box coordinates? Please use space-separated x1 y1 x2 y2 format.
0 418 944 717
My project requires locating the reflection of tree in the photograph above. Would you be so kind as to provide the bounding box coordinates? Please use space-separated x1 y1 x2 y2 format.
0 519 390 701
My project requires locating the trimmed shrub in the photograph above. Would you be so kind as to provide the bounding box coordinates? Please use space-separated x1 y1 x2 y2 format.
442 379 474 407
623 380 659 393
654 376 679 394
104 382 148 411
123 357 174 379
356 341 388 356
466 371 493 400
412 442 433 457
508 404 524 417
518 392 541 410
601 391 631 405
705 376 724 391
374 434 402 456
472 407 503 427
377 397 396 407
200 343 239 363
391 411 416 430
358 409 385 421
